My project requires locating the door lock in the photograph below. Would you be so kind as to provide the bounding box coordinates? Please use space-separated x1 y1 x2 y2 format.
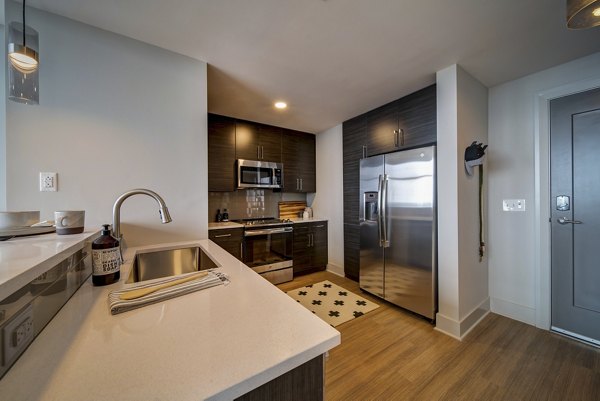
556 195 570 211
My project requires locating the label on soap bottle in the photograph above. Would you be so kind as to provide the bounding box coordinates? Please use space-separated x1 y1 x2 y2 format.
92 247 121 275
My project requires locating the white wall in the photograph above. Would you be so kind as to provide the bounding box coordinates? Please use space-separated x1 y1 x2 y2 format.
0 17 6 211
436 64 489 339
488 51 600 326
5 5 208 246
309 124 344 275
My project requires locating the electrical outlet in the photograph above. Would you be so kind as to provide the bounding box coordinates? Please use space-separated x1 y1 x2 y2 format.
503 199 526 212
39 172 57 192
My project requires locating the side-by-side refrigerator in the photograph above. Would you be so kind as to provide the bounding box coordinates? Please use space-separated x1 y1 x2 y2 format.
359 145 437 320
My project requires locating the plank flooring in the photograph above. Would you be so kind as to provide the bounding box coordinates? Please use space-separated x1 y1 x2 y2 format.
278 271 600 401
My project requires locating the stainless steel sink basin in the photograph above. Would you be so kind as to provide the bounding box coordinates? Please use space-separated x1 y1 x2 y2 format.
126 246 220 284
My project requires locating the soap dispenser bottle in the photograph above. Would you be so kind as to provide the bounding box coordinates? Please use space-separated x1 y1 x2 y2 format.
91 224 121 286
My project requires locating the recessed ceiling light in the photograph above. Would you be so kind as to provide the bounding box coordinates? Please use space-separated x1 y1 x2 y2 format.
593 7 600 16
274 101 287 109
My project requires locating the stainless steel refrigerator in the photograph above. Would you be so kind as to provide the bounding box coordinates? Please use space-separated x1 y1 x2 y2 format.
359 145 436 319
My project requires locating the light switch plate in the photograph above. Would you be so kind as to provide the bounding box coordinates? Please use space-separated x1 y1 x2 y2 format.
503 199 526 211
39 172 57 192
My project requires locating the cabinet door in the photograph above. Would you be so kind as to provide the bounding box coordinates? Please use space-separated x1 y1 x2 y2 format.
398 84 437 149
293 223 312 274
235 121 261 161
311 223 328 268
343 115 367 225
366 101 400 156
258 124 282 162
282 130 315 193
208 114 237 192
209 228 243 260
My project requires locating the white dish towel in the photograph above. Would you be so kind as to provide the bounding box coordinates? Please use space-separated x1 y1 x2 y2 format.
108 270 229 315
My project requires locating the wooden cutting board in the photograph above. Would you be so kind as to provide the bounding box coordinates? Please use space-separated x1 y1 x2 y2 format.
278 201 307 219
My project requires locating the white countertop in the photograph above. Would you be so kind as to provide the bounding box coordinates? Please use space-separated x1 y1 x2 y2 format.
0 230 99 301
289 217 328 223
208 221 244 230
0 239 340 401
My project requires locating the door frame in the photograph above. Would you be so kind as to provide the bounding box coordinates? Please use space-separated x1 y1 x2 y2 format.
534 77 600 329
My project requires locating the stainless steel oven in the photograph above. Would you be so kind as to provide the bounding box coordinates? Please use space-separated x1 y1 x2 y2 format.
237 159 283 189
242 222 293 284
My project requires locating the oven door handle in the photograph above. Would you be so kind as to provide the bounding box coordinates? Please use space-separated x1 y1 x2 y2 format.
244 227 293 236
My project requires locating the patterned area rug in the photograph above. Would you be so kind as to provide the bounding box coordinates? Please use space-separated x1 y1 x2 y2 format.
287 280 379 327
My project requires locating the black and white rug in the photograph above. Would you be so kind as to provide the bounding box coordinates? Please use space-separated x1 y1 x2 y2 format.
287 280 379 327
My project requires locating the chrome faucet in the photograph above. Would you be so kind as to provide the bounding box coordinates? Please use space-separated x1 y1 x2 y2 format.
112 189 172 247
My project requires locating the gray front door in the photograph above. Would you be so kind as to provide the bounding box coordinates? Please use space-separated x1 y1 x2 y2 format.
550 87 600 346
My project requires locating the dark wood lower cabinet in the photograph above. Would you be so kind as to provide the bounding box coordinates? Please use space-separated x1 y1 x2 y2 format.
293 222 328 276
208 228 243 260
235 355 324 401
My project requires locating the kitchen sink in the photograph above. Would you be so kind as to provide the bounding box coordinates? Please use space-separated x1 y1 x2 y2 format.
126 246 220 284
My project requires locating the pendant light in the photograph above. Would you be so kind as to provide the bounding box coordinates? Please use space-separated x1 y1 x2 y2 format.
8 0 38 72
7 0 39 105
567 0 600 29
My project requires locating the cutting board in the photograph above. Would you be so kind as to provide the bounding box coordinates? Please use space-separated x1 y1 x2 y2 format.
278 201 307 219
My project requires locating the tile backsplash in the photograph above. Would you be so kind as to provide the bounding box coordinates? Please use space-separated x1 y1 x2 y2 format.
208 190 307 222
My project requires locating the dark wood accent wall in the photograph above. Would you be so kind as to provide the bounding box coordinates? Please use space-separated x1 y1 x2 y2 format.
342 84 437 282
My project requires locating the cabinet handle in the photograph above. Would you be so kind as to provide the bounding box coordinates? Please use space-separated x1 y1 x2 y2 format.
257 145 260 159
400 128 404 146
300 178 303 191
261 146 264 159
213 234 232 238
362 145 367 159
296 178 299 190
240 242 243 257
394 129 399 147
315 225 325 228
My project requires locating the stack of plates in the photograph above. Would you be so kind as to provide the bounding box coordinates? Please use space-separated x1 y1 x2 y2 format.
0 211 55 240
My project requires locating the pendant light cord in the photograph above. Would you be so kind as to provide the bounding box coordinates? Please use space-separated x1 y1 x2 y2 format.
22 0 27 47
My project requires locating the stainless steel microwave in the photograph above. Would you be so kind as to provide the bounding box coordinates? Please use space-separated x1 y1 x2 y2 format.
237 159 283 189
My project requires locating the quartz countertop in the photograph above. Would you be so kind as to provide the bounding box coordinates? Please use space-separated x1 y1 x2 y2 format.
0 239 340 401
288 217 328 223
0 230 99 301
208 221 244 230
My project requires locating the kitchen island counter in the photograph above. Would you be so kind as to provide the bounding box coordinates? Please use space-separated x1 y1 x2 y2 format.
0 239 340 400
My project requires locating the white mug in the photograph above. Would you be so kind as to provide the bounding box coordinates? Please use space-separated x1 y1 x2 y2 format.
55 210 85 235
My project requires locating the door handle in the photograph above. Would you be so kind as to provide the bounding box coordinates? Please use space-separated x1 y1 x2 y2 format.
377 175 384 247
557 217 582 225
381 174 389 247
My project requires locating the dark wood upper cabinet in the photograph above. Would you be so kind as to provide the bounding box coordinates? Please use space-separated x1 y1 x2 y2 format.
366 100 400 156
208 114 237 192
366 84 437 157
282 129 316 193
235 121 282 162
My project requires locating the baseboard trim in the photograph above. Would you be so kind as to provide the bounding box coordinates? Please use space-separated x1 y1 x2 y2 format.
490 297 536 326
326 263 344 277
435 297 490 341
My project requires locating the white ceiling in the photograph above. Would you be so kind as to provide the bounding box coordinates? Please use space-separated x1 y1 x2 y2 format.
25 0 600 133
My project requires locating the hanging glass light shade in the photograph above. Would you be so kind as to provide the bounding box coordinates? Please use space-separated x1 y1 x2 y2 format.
567 0 600 29
7 8 39 105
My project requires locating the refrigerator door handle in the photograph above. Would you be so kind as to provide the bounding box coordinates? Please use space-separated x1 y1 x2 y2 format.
381 174 390 247
377 174 384 247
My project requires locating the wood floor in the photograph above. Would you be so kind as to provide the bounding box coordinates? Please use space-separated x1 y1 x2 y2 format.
278 271 600 401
